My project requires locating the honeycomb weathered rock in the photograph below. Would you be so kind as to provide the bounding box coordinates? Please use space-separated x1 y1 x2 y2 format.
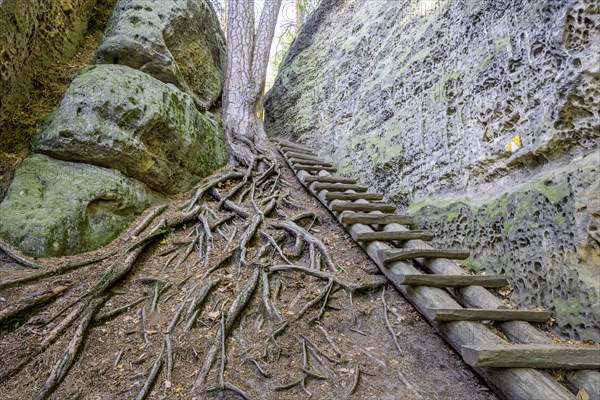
265 0 599 341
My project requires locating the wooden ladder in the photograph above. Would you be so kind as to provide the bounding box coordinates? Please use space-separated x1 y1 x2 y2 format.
274 138 600 399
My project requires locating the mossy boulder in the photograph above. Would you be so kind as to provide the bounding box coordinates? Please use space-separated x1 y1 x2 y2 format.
32 64 228 195
94 0 225 110
0 154 161 258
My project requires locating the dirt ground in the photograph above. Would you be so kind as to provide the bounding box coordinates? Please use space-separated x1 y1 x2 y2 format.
0 147 497 399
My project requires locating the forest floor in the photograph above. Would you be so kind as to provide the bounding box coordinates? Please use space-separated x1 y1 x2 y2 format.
0 146 496 400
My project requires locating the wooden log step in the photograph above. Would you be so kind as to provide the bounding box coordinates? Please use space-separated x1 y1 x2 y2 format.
313 183 368 192
290 158 333 167
432 308 551 322
355 230 435 242
275 139 311 150
276 140 313 152
279 145 315 156
461 344 600 369
341 213 414 225
396 274 508 288
304 176 357 184
379 248 470 263
283 151 322 160
294 164 338 172
325 192 384 201
331 202 396 213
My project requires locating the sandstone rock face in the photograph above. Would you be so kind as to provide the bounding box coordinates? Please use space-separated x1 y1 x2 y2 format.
0 154 160 258
0 0 99 128
94 0 225 110
32 64 228 195
265 0 599 340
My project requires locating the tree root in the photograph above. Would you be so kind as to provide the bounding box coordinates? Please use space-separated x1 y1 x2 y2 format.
270 265 385 293
122 204 168 242
0 239 42 269
193 267 260 390
0 284 71 325
34 295 107 400
271 221 336 271
0 251 115 291
382 287 403 356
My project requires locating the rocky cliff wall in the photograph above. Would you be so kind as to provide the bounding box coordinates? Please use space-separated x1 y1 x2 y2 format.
265 0 599 341
0 0 227 257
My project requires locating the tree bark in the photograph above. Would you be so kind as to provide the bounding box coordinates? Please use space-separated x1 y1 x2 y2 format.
222 0 283 166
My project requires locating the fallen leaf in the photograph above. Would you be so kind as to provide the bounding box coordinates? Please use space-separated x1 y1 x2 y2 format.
577 387 590 400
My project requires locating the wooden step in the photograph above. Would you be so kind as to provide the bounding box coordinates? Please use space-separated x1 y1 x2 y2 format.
342 213 414 225
325 192 384 201
461 344 600 369
279 145 315 156
355 230 434 242
331 202 396 213
294 164 337 173
304 176 357 184
432 308 551 322
379 248 470 263
283 151 322 160
276 139 312 150
276 140 313 152
396 274 508 288
313 183 368 192
290 158 333 167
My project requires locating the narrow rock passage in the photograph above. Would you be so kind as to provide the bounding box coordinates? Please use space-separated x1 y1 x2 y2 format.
0 146 494 399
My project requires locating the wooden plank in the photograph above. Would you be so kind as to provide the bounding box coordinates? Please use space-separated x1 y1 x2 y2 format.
279 145 315 156
341 213 414 225
275 139 312 151
397 274 508 288
276 140 313 151
283 151 322 160
303 176 357 184
290 158 333 167
433 308 551 322
325 192 384 201
294 164 337 172
313 183 368 192
356 230 434 242
461 344 600 369
331 202 396 213
380 248 470 263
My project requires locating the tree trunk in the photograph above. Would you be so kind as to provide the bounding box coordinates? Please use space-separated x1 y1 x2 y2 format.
222 0 283 166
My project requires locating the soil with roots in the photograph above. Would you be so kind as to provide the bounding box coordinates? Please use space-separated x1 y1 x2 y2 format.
0 147 496 399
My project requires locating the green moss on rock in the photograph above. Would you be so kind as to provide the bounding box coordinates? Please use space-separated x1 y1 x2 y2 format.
0 154 161 258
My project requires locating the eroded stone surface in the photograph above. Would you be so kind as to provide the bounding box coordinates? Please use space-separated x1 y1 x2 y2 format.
32 64 228 195
410 153 600 342
265 0 599 340
94 0 225 110
0 154 161 258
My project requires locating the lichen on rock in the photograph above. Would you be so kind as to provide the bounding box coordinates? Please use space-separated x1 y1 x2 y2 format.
0 154 161 258
94 0 225 110
32 64 228 195
265 0 599 341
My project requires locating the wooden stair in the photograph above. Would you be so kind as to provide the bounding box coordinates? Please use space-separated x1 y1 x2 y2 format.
397 274 508 288
331 202 396 213
325 192 384 201
379 248 470 263
432 308 551 322
355 230 434 242
313 183 368 192
304 176 358 184
341 213 414 225
461 344 600 369
275 139 600 397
